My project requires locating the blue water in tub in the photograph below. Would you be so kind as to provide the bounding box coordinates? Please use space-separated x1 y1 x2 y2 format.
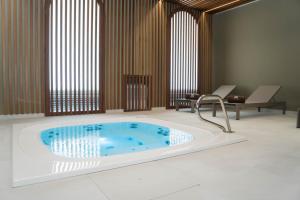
40 122 193 158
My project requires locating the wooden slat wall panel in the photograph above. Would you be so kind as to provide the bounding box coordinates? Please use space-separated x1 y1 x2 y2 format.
166 9 201 108
0 0 4 114
199 12 212 94
104 0 184 110
0 0 213 114
45 0 105 116
0 0 45 115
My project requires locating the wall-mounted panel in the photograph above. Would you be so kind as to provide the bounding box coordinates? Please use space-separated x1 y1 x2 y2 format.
123 75 152 112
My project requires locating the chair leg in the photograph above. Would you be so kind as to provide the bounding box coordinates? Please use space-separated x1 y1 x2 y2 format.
236 106 240 120
283 103 286 115
212 103 216 117
258 107 261 112
191 102 196 113
175 101 179 111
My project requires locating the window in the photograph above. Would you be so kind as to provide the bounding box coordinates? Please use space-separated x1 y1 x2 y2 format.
168 11 199 107
46 0 104 115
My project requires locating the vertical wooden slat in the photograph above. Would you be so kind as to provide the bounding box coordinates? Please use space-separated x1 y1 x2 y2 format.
0 0 2 114
59 0 63 112
183 11 185 99
111 0 115 109
86 0 90 112
31 0 35 113
130 76 133 111
19 0 24 113
50 0 54 113
76 0 79 113
1 0 6 114
63 0 67 113
123 0 127 81
187 12 190 95
150 0 154 107
166 6 171 108
54 0 58 113
157 1 161 106
105 0 110 109
100 0 105 112
141 1 144 110
150 75 152 109
78 0 82 112
67 0 72 112
135 76 137 110
7 0 12 114
161 2 166 107
192 17 195 93
74 0 77 112
172 11 175 106
13 0 18 113
158 2 162 106
175 11 179 105
7 0 11 113
24 0 30 113
117 0 121 109
90 0 94 111
130 76 133 110
35 0 40 113
155 1 158 107
144 1 149 109
94 2 99 110
199 12 212 95
41 0 45 113
179 12 183 100
199 12 203 94
121 0 125 109
183 12 186 98
122 75 125 110
45 0 50 115
114 0 118 109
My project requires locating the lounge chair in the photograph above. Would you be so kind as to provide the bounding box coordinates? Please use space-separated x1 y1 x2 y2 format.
175 85 236 113
213 85 286 120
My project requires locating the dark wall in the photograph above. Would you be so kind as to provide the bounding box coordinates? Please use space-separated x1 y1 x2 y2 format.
213 0 300 110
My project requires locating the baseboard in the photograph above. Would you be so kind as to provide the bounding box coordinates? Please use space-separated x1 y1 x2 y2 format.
0 113 45 120
105 109 124 114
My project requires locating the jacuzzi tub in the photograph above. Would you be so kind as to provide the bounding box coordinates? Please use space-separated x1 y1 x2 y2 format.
13 116 245 187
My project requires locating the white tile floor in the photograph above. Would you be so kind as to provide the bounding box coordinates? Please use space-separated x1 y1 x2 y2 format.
1 109 300 200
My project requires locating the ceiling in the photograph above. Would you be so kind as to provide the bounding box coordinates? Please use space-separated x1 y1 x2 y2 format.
166 0 255 13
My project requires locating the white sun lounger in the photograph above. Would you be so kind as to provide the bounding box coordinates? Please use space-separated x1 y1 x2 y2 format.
213 85 286 120
175 85 236 112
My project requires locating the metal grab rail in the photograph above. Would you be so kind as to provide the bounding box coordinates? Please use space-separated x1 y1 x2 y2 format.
196 94 233 133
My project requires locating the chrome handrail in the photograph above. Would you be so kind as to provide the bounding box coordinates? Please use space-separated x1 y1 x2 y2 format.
196 94 233 133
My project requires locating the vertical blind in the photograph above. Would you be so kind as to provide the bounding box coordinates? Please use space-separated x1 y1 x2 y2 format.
168 11 199 107
46 0 104 115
